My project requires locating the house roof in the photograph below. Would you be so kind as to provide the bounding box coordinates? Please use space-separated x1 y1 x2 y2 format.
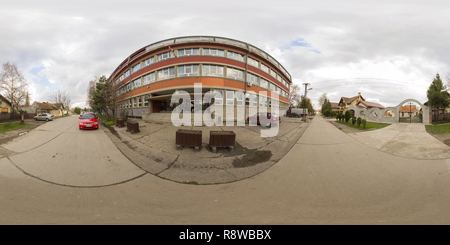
358 101 385 109
330 102 340 109
33 101 61 110
338 93 365 106
0 94 11 105
399 105 419 113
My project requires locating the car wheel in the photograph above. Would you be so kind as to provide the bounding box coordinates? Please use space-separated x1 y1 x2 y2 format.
34 118 37 121
266 122 271 128
46 118 49 122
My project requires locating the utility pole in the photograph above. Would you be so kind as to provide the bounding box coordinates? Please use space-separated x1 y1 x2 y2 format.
302 83 310 121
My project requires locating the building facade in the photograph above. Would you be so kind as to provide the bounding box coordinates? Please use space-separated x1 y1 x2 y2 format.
108 36 292 121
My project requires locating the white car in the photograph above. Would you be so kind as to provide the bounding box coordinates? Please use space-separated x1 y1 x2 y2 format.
34 113 55 121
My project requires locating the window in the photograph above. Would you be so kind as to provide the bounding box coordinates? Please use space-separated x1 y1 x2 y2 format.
260 78 269 89
269 82 276 92
120 87 124 95
202 64 224 77
143 56 155 67
203 48 224 57
277 74 281 82
144 95 149 107
157 51 175 62
124 70 130 78
248 57 259 67
157 67 175 80
226 91 234 105
261 63 269 73
178 48 200 57
120 74 124 81
270 69 277 78
227 51 244 62
214 89 223 105
178 64 199 77
253 94 258 107
125 83 131 92
133 97 137 107
132 63 141 73
138 96 142 107
133 78 141 89
143 72 155 85
247 73 258 86
259 96 266 108
226 67 244 81
236 91 244 106
115 79 119 86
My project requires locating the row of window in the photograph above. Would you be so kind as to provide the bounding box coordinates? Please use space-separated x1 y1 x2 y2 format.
116 63 290 98
115 47 291 89
116 90 287 109
143 36 291 81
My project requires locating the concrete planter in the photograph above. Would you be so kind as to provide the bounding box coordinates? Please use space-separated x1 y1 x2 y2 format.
176 129 202 152
209 131 235 153
116 119 125 128
126 121 140 133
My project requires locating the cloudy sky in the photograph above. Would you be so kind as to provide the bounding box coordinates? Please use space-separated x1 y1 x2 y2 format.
1 0 449 110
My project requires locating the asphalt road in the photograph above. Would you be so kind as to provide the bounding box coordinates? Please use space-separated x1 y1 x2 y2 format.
1 115 450 224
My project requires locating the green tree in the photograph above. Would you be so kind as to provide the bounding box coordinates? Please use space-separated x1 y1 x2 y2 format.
352 117 356 126
344 110 351 124
427 73 450 121
362 119 367 129
74 107 81 114
357 117 362 127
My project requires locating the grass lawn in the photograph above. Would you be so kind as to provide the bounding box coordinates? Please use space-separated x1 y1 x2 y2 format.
0 121 33 133
335 120 391 130
425 124 450 134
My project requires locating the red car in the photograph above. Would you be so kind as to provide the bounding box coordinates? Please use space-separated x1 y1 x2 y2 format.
79 113 99 130
247 112 281 127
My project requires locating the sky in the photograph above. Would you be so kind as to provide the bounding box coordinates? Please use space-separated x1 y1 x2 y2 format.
0 0 449 110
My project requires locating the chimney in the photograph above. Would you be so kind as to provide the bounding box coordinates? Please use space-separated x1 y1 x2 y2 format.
358 92 361 96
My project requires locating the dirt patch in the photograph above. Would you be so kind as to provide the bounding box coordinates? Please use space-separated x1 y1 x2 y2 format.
428 133 450 146
232 150 272 168
0 119 46 145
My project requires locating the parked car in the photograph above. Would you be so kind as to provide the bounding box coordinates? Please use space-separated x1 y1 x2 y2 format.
79 111 92 119
79 113 99 130
287 112 301 118
34 113 55 121
247 112 281 127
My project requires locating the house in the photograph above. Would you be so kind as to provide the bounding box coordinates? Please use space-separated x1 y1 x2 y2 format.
356 100 385 110
338 92 365 112
27 101 65 116
424 91 450 114
0 94 12 113
330 102 340 113
399 105 419 118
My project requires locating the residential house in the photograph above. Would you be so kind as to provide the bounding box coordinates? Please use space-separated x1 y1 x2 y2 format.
0 94 12 113
330 102 340 113
338 92 365 112
399 105 419 118
27 101 65 116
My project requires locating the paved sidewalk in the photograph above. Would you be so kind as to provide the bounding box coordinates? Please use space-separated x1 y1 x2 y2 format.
345 123 450 159
102 116 310 184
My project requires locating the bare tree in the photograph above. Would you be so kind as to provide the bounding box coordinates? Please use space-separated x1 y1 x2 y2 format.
86 76 98 110
289 84 301 108
318 93 328 107
0 62 28 113
50 89 72 115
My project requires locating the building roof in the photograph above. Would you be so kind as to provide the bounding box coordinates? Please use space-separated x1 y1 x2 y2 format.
338 93 365 106
0 94 11 106
330 102 340 109
399 105 419 113
357 101 385 109
33 101 61 110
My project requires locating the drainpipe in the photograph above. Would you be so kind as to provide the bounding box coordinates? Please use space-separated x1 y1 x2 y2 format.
127 57 133 117
244 44 250 124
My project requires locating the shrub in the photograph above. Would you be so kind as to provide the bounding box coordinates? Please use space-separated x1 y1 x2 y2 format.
357 117 362 127
352 117 356 126
362 119 367 129
344 111 351 124
339 112 344 121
